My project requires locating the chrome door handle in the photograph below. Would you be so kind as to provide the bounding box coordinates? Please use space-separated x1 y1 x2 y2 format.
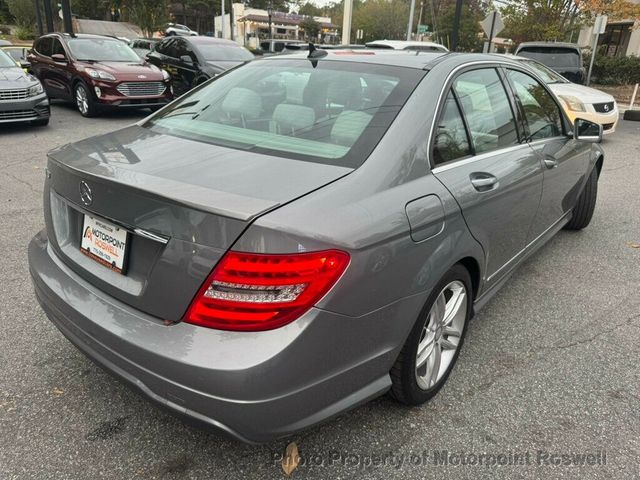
470 173 498 192
543 157 558 169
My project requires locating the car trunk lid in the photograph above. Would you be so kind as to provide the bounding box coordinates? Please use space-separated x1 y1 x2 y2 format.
44 125 352 321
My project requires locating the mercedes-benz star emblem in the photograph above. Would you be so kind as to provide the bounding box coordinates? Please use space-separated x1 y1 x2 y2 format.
604 104 609 112
79 180 93 206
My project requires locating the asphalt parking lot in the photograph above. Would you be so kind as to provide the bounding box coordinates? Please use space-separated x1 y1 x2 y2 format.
1 102 639 479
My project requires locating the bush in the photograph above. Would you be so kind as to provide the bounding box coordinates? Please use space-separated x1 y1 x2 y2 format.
0 25 10 35
584 52 640 85
14 25 34 40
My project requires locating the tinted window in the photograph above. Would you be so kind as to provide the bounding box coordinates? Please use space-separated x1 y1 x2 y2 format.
432 91 471 165
517 47 580 68
145 59 424 167
507 69 563 140
454 69 519 154
35 37 52 57
191 43 253 61
51 38 66 57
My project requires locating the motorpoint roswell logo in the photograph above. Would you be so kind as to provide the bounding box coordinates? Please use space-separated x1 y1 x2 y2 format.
83 226 93 242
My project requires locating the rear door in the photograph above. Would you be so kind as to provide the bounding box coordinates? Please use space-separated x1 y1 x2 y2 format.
504 68 590 239
431 67 544 284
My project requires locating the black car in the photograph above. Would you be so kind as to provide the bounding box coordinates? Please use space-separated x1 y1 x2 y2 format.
146 36 253 96
128 38 159 59
515 42 585 84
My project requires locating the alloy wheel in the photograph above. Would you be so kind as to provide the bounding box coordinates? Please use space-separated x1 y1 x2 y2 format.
415 280 467 390
76 85 89 115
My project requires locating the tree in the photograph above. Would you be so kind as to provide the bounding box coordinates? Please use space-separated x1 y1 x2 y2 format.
437 1 484 51
299 16 321 39
576 0 640 22
245 0 290 13
297 2 323 17
500 0 582 43
127 0 170 37
6 0 35 29
352 0 408 43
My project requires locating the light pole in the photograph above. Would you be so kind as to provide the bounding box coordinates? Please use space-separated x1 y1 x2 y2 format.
341 0 353 45
267 1 273 40
407 0 416 41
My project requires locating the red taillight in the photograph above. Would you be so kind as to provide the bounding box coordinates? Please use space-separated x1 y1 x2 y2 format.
184 249 350 331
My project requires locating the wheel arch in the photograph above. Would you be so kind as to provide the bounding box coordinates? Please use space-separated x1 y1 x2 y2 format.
458 256 481 301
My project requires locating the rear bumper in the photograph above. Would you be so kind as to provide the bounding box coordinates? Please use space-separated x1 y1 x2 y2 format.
0 93 50 123
29 230 416 443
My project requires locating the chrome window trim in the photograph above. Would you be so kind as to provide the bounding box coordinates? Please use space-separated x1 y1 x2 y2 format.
431 143 529 173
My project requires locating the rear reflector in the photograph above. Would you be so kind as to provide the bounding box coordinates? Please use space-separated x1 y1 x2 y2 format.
183 250 350 331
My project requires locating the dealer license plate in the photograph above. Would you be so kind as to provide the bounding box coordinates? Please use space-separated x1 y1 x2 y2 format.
80 215 128 274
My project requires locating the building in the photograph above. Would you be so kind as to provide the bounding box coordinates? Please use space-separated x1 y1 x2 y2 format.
577 3 640 57
214 4 338 48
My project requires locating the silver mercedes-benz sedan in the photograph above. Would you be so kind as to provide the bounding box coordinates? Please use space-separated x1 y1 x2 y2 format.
29 50 604 443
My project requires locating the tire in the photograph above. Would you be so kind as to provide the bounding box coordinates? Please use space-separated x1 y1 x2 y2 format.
623 109 640 122
30 117 49 127
74 82 98 118
390 264 472 405
564 167 598 230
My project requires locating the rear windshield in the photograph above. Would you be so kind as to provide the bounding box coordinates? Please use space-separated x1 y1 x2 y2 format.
68 38 141 62
145 59 424 167
517 47 581 68
195 43 254 62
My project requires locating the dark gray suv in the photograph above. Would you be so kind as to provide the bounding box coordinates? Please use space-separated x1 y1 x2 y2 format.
29 50 604 443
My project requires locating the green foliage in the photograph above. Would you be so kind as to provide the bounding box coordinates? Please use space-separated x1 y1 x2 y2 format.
127 0 170 37
436 1 484 51
584 52 640 85
352 0 408 43
0 0 14 24
14 24 35 40
6 0 35 29
499 0 581 44
298 2 323 17
246 0 290 12
299 17 321 40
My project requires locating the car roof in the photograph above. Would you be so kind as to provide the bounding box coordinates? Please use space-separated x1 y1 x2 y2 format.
516 41 581 50
366 40 448 50
42 32 123 41
257 50 526 70
184 36 241 47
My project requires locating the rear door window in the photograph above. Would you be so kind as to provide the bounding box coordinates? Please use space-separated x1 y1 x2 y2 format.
506 69 564 140
453 68 519 154
432 91 471 165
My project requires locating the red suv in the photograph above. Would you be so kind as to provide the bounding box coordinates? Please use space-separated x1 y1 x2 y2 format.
28 33 173 117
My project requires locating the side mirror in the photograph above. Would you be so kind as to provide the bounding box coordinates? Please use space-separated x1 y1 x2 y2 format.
51 53 67 63
573 118 602 143
19 60 31 69
180 55 194 64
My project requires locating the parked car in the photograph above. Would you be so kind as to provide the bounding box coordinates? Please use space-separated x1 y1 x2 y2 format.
514 42 585 84
147 36 253 96
0 48 49 126
29 50 604 443
506 55 619 134
259 39 305 54
366 40 448 52
129 37 160 59
28 33 172 117
165 23 198 36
